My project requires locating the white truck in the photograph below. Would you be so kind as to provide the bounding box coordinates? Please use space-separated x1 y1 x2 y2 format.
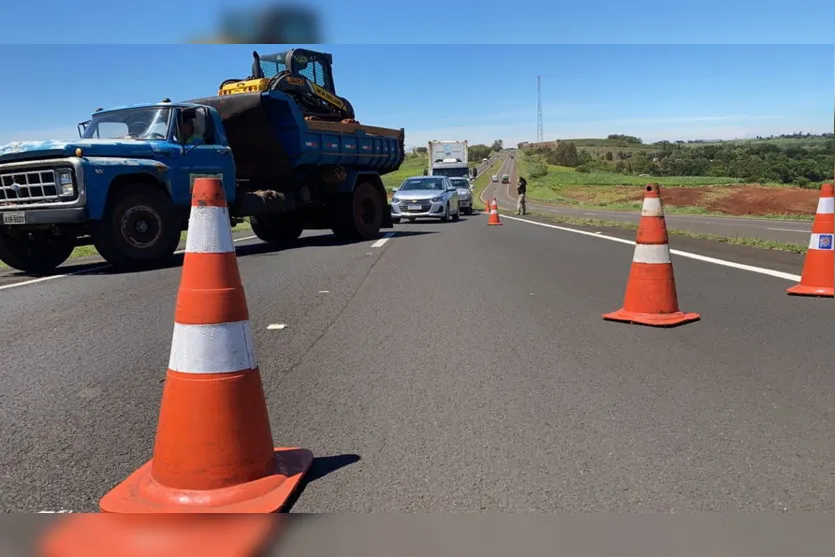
427 140 469 179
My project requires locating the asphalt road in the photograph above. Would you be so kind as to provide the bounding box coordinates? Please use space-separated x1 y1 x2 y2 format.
482 156 814 245
0 209 832 513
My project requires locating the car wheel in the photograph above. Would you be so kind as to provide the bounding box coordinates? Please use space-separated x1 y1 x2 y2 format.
453 206 460 221
392 217 401 224
441 204 450 222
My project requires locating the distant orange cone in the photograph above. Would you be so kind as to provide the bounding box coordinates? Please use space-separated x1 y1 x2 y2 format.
786 182 834 297
603 184 700 327
99 177 313 513
484 196 491 213
487 197 502 226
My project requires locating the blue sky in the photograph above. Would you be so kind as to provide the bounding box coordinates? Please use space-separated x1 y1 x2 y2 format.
2 0 835 44
0 44 831 148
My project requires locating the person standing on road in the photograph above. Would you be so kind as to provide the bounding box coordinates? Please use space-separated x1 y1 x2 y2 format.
516 176 527 215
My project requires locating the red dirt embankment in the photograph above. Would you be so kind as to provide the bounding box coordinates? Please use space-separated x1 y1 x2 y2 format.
623 185 822 217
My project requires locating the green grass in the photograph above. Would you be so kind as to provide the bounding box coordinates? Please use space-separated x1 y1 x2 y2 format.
515 154 818 220
471 158 504 208
382 154 428 191
499 208 808 255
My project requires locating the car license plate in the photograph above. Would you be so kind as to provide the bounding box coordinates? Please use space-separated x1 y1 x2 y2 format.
2 212 25 225
408 204 422 211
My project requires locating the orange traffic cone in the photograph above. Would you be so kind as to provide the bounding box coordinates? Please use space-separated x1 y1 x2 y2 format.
603 184 700 327
786 182 833 297
487 197 502 226
99 177 313 513
484 195 491 213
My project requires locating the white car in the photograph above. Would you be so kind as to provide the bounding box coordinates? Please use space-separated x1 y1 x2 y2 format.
491 175 498 182
390 176 460 223
448 177 474 215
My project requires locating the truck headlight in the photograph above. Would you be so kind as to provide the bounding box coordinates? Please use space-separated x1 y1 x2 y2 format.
56 170 74 196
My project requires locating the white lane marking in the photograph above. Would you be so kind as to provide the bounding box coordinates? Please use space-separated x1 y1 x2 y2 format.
267 323 287 330
318 290 330 294
371 232 396 248
766 227 809 233
38 509 73 513
500 215 802 282
0 234 260 292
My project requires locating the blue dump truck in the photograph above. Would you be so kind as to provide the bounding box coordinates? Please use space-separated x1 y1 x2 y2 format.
0 48 405 273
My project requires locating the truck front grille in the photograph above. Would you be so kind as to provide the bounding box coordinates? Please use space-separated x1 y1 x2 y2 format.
0 168 67 206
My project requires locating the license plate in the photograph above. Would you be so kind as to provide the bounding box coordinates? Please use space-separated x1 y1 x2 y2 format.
2 212 25 225
407 205 422 211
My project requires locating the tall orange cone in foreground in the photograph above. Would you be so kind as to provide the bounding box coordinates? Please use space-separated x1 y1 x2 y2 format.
603 184 700 327
786 182 834 297
99 177 313 513
487 197 502 226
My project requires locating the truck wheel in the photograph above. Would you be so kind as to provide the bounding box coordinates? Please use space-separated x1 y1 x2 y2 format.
93 184 181 271
331 181 383 241
0 228 76 274
250 215 303 246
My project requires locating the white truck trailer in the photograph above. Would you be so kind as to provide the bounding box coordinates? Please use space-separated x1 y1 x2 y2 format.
427 140 469 179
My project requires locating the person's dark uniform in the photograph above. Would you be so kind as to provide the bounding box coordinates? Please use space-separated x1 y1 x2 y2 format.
516 176 527 215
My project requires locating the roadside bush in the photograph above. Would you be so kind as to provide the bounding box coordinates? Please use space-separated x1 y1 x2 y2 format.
529 163 548 178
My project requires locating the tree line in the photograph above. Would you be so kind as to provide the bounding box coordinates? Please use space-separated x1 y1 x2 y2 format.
524 136 834 188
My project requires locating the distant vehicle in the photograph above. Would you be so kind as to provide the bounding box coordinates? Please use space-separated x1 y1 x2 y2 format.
427 140 469 179
390 176 460 223
448 177 473 215
501 174 509 184
491 175 498 182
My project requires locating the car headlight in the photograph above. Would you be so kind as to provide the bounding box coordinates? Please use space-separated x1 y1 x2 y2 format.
431 196 444 203
56 170 74 196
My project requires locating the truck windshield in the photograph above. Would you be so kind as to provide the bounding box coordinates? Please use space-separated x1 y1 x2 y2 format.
431 167 469 178
81 107 173 141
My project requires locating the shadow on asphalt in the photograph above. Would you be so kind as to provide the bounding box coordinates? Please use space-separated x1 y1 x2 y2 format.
1 230 438 279
281 453 361 513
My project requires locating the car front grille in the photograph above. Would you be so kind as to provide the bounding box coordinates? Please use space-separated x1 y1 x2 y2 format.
400 201 433 213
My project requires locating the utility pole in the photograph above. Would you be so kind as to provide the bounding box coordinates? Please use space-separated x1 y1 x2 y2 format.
536 76 544 144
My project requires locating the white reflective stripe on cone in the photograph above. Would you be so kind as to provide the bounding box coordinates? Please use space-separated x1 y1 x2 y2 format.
632 243 672 264
168 321 257 374
817 197 835 215
641 197 664 217
185 205 236 254
808 232 834 251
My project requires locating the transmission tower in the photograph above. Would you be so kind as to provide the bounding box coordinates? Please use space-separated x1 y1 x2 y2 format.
536 76 544 144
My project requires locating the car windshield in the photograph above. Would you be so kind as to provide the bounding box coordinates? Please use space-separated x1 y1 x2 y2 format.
399 178 445 191
449 179 469 189
81 107 173 140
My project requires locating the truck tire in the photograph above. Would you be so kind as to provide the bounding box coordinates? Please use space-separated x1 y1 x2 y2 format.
331 181 383 241
93 184 181 271
250 215 303 246
0 228 76 274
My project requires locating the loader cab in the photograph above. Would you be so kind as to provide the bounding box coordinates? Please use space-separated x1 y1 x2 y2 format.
255 48 336 94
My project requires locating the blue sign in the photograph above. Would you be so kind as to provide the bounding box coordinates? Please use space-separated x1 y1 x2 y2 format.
818 234 833 250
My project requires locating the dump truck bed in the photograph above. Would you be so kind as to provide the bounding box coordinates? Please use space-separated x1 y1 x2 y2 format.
187 91 405 185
